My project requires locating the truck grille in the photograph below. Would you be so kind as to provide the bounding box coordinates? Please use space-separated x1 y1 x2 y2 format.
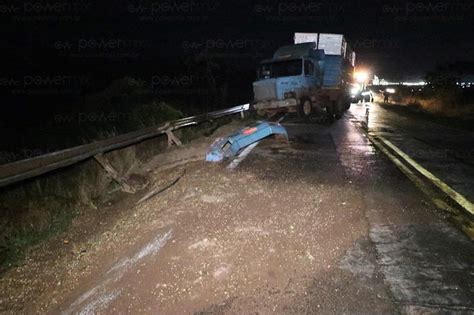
253 80 277 101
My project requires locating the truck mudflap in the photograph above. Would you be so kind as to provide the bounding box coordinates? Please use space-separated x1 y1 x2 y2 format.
205 122 288 162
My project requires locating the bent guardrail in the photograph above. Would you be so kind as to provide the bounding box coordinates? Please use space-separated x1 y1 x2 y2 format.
0 103 250 188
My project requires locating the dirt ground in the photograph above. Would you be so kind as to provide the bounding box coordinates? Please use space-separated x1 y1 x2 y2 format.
1 109 473 314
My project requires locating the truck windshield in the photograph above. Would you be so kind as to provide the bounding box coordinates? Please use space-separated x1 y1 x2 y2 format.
258 59 302 79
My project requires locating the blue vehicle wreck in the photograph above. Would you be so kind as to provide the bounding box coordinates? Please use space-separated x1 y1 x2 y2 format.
205 121 288 162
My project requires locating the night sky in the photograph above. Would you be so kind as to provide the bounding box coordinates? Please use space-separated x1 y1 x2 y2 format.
1 0 473 118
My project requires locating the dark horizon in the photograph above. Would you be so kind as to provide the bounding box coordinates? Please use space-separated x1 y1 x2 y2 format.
1 0 473 118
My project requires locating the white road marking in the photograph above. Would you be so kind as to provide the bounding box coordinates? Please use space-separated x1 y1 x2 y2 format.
375 135 474 215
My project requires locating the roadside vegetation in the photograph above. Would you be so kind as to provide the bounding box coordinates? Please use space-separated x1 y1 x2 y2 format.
0 78 184 272
0 75 237 272
0 77 185 165
382 63 474 125
1 51 243 165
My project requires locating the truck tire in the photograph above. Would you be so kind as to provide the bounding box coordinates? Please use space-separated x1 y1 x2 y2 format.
326 104 335 122
343 96 352 110
297 98 312 120
332 96 348 121
327 101 343 121
335 104 343 120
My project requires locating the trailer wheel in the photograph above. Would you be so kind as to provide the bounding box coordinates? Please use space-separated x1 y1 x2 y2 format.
297 98 312 119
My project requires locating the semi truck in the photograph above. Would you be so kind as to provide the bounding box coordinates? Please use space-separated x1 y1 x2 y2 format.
252 33 356 120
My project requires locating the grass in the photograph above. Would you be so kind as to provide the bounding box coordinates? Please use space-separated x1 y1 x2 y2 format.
1 207 78 273
379 102 474 132
375 88 474 131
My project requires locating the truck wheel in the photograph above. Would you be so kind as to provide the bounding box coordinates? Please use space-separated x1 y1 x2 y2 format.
297 98 312 120
335 104 344 120
326 104 335 122
345 96 352 110
338 96 350 114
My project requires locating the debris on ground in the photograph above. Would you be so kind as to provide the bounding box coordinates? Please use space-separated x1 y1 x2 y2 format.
205 121 288 162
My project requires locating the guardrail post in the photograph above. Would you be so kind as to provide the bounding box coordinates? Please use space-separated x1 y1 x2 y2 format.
165 129 182 147
93 153 136 194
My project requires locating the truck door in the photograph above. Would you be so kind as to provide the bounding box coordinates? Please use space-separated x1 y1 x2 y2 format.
304 59 318 95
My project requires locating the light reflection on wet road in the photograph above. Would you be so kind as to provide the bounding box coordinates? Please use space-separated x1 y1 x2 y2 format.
349 102 474 204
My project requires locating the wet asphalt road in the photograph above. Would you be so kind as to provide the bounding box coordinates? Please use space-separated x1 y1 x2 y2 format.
351 102 474 204
42 103 474 314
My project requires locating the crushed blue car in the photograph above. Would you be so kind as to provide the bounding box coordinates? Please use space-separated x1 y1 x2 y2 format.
205 121 288 162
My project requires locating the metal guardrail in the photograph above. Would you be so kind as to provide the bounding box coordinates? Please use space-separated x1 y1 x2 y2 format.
0 103 250 188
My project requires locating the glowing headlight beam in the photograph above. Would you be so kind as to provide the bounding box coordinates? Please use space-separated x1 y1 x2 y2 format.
354 71 369 83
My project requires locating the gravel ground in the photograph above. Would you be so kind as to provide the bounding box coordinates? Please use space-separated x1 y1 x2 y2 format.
1 109 473 314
